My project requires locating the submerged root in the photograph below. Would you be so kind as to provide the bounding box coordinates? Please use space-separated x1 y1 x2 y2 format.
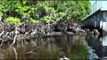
0 32 8 47
11 35 17 45
0 40 4 47
13 47 18 59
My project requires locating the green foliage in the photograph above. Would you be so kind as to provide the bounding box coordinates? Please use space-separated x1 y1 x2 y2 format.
0 0 91 24
42 16 49 23
5 17 22 25
0 11 2 16
29 18 38 23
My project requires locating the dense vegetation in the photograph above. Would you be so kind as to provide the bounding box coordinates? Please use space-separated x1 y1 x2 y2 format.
0 1 91 59
0 0 91 25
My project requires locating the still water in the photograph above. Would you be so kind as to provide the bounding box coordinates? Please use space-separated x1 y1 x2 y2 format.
0 34 88 59
85 34 107 58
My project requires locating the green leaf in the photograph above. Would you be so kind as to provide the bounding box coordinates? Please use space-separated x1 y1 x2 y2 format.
5 17 22 25
0 11 3 16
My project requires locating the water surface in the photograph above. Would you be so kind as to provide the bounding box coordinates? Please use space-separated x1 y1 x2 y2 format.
85 34 107 58
0 34 88 59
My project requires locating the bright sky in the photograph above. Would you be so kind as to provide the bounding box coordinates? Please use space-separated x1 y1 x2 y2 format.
90 1 96 6
90 1 107 7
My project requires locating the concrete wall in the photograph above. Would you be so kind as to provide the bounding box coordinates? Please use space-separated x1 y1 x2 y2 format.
82 1 107 32
90 1 107 15
84 1 107 20
83 11 103 29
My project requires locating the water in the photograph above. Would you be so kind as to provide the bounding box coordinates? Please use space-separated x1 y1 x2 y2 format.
0 32 106 59
85 34 107 59
0 34 88 59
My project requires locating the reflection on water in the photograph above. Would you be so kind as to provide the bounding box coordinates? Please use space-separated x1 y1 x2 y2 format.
86 34 107 58
101 35 107 58
0 34 88 59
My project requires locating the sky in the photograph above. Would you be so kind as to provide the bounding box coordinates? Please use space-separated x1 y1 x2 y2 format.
90 1 96 6
90 1 107 7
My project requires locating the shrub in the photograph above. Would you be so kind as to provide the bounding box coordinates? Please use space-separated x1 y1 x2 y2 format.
30 18 39 24
5 17 22 25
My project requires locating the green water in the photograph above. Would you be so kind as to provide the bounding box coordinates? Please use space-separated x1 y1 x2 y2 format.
0 34 88 59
